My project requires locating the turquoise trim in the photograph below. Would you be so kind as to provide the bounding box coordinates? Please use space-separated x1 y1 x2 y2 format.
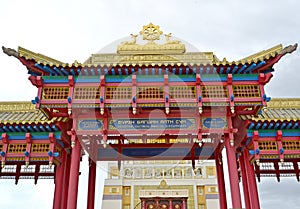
232 74 258 81
0 131 62 140
105 75 132 83
42 76 69 83
247 129 300 137
169 74 195 82
75 76 100 83
200 74 227 82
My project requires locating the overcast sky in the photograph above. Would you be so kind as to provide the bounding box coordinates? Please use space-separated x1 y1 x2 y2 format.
0 0 300 209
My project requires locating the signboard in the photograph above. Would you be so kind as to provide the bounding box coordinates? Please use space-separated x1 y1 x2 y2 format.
77 119 103 131
76 117 227 131
202 117 227 129
109 118 196 130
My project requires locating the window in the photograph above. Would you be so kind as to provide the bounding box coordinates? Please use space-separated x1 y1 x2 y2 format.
124 168 133 178
109 187 119 193
134 168 142 178
185 168 193 178
110 167 119 179
155 168 162 178
144 168 153 178
124 187 130 196
174 168 182 178
165 168 172 178
206 167 215 178
198 187 204 195
198 204 205 209
195 168 202 178
208 186 217 193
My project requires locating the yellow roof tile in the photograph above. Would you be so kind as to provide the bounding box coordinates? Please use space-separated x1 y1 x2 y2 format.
16 43 291 68
250 99 300 122
0 102 68 125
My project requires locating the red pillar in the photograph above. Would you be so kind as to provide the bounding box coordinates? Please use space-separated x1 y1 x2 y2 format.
169 199 172 209
87 158 97 209
215 156 228 209
66 139 81 209
142 199 146 209
182 198 186 209
240 152 251 209
61 152 71 209
53 150 66 209
244 150 260 209
225 136 242 209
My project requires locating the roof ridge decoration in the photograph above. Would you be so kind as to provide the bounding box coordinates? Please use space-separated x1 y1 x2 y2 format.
117 23 186 55
279 43 298 55
2 46 18 58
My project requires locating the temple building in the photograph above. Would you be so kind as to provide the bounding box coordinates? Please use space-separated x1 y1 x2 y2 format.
101 160 219 209
0 23 299 209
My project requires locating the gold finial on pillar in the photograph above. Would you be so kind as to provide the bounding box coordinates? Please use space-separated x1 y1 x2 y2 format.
230 106 235 114
103 141 107 149
280 158 284 165
198 107 203 114
71 141 75 148
165 107 169 114
256 159 260 166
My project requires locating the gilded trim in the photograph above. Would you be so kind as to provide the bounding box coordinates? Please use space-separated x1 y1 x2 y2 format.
18 47 65 66
0 102 36 112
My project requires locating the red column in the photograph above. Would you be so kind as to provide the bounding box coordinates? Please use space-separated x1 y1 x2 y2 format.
169 199 172 209
66 139 81 209
225 136 242 209
53 150 66 209
240 152 251 209
182 198 186 209
87 158 97 209
244 150 260 209
215 157 228 209
61 152 71 209
142 199 146 209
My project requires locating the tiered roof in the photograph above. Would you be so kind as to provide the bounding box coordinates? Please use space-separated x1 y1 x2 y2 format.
242 99 300 122
0 102 68 133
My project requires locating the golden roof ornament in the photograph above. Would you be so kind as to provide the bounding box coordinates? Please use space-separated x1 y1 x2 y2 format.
140 22 163 43
117 23 185 55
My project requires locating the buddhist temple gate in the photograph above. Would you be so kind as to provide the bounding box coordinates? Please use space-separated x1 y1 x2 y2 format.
0 23 299 209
